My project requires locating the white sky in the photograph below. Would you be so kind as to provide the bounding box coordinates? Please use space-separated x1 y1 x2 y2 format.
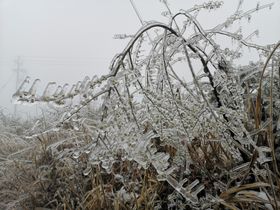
0 0 280 115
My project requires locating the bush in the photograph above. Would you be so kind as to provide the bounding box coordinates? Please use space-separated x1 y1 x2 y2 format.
2 1 280 209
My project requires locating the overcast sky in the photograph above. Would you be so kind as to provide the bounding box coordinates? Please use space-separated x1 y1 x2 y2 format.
0 0 280 116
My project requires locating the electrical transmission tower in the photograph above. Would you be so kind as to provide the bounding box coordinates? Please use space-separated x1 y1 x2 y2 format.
13 56 25 116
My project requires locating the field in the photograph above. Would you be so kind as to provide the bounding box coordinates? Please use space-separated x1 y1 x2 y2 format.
1 1 280 209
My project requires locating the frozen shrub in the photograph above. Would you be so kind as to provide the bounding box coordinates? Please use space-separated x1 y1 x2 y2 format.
5 1 280 209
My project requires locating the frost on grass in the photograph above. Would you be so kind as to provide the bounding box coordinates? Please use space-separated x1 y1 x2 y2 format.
2 0 280 209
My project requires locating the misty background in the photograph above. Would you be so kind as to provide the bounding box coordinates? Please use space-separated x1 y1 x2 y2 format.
0 0 280 117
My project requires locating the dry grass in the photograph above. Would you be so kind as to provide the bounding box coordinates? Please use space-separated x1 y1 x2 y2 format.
0 116 279 210
1 3 280 209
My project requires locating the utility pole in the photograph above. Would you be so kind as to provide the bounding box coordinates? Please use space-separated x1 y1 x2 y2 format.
13 56 25 116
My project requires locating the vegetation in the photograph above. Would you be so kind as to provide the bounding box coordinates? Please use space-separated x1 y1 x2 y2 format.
1 1 280 209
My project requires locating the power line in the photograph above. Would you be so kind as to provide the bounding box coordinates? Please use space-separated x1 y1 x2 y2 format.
128 0 153 43
21 55 110 60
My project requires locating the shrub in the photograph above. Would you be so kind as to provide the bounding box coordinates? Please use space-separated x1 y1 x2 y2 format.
3 1 280 209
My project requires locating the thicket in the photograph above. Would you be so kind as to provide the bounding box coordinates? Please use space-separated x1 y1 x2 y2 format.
1 1 280 209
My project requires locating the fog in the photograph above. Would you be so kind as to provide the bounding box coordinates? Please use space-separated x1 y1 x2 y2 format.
0 0 280 116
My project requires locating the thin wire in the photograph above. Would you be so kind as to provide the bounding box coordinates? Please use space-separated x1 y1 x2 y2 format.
22 55 110 60
128 0 153 43
128 0 144 25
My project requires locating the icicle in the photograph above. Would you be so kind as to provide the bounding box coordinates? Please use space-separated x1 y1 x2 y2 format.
12 76 30 103
67 84 76 98
59 83 69 97
28 79 40 97
80 76 90 91
256 2 260 11
83 164 92 176
164 175 202 204
41 82 56 101
75 81 82 94
53 85 62 98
